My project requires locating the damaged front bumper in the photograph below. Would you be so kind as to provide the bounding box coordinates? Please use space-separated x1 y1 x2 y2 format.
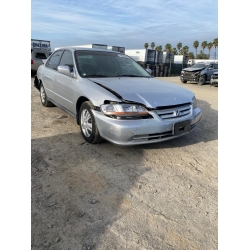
180 73 200 82
92 107 202 146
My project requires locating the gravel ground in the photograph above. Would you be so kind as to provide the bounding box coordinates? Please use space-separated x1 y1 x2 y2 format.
31 76 218 250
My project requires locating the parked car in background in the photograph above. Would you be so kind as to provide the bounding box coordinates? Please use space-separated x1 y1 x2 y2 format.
210 71 218 87
180 63 209 83
34 47 202 146
180 62 218 86
31 49 52 75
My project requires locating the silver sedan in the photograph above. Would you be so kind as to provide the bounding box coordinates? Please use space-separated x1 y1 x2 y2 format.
34 47 202 145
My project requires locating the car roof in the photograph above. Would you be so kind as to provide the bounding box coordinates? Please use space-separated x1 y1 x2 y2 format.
55 46 119 54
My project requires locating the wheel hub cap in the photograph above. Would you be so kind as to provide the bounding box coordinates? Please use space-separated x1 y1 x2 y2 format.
81 109 92 137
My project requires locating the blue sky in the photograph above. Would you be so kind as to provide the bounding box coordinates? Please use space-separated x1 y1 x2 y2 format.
31 0 218 56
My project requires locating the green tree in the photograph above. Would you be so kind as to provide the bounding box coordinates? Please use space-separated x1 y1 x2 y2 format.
172 48 178 55
213 38 218 59
155 46 162 51
196 50 209 59
193 40 199 58
201 41 208 53
207 42 213 59
188 52 195 59
177 42 182 55
150 42 155 49
181 46 189 55
165 43 172 52
144 43 149 49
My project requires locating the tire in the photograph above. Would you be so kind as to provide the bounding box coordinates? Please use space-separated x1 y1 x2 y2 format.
40 83 54 107
181 80 187 83
79 101 103 144
198 75 206 85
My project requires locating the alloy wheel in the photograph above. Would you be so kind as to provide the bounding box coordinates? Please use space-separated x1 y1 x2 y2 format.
81 109 92 137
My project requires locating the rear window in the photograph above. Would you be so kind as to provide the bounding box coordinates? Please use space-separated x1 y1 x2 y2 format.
35 53 47 59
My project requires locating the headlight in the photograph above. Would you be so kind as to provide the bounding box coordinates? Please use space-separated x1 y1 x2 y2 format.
181 70 184 74
192 96 197 109
101 104 149 119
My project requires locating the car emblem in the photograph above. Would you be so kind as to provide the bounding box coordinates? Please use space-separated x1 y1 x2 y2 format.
176 110 181 116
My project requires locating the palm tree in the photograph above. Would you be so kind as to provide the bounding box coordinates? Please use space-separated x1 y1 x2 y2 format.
144 43 149 49
177 42 182 55
207 42 213 59
158 45 162 51
172 48 178 55
182 46 189 55
150 42 155 49
213 38 218 59
165 43 172 52
193 40 199 58
201 41 208 53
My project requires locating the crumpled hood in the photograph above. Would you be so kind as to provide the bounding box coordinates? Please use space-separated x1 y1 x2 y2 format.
183 67 205 72
89 77 194 108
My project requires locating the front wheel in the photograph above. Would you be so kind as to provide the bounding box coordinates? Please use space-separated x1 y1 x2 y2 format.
79 102 103 144
181 79 187 83
198 75 206 85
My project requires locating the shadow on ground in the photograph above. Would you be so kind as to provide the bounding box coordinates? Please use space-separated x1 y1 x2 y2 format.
31 97 217 249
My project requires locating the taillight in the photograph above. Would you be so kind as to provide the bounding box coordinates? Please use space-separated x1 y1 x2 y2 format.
31 59 34 64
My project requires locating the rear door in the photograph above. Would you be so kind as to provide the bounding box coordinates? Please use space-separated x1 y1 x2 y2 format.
53 50 75 113
42 50 64 100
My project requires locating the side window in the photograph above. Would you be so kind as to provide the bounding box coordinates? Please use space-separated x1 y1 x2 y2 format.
46 50 64 70
214 64 218 70
59 50 74 72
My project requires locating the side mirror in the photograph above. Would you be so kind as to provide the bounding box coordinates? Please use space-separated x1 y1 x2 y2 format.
145 68 152 75
58 65 76 78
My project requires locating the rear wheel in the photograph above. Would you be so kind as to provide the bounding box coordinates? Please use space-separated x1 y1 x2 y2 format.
198 75 206 85
79 102 103 144
40 83 54 107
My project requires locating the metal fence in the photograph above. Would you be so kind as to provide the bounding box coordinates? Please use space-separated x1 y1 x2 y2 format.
138 62 189 77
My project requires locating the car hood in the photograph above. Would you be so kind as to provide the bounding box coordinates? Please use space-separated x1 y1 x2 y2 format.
183 67 205 72
89 77 194 108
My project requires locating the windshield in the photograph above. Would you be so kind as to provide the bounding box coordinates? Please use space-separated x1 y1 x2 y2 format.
191 63 208 68
75 50 151 78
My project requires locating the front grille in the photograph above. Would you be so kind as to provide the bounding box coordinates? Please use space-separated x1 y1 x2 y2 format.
131 124 196 142
132 131 173 142
155 104 191 120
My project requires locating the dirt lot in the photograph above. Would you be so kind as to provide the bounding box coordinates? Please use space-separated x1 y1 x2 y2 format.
31 77 218 250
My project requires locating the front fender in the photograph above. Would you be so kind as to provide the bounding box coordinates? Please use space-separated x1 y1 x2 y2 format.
199 70 206 76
